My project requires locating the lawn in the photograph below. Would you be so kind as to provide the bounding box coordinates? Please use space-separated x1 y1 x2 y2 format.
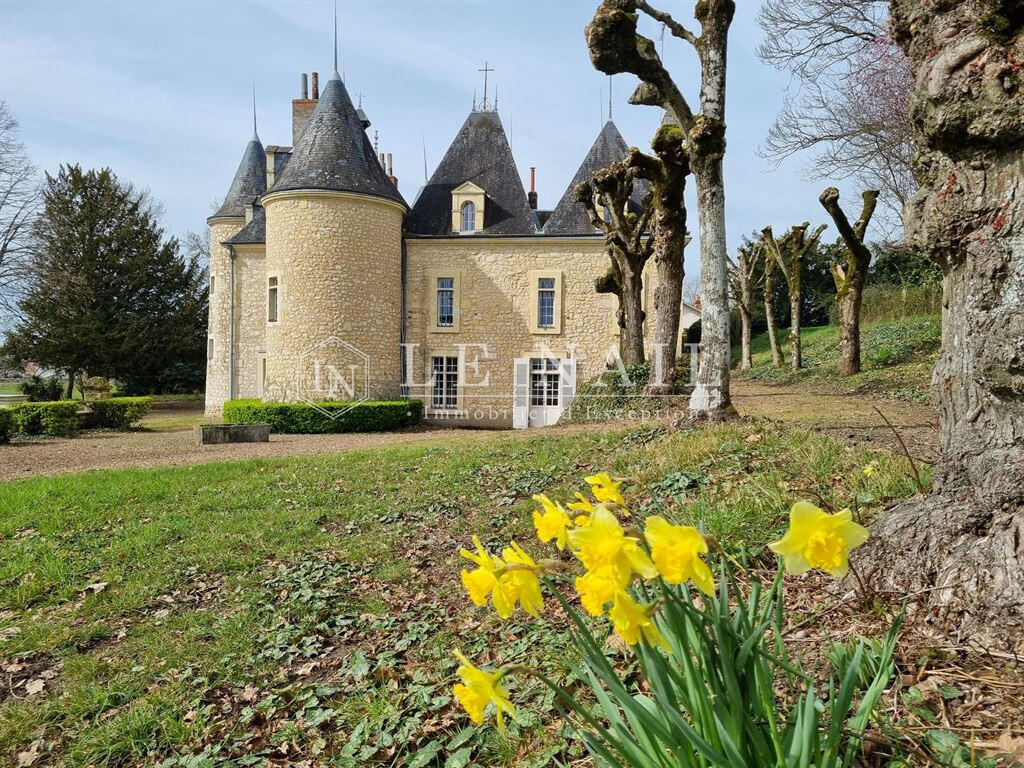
0 422 924 767
737 315 941 403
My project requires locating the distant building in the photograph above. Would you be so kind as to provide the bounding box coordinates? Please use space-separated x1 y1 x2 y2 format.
206 66 698 428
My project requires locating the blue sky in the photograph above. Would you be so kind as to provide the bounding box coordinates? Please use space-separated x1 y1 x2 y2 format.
0 0 852 278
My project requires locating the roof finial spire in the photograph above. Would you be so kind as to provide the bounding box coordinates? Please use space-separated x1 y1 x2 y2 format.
493 86 498 112
252 78 259 141
331 0 341 81
478 61 494 110
472 87 477 111
608 75 613 121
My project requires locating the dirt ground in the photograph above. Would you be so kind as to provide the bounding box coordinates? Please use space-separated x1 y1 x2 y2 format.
0 380 940 482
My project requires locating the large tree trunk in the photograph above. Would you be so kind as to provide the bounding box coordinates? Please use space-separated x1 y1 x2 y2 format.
650 220 685 390
788 292 801 372
836 287 862 376
764 265 784 367
858 0 1024 643
739 305 752 370
619 268 646 367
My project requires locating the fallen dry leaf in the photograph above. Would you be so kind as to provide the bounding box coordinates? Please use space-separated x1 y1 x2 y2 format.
16 747 39 766
83 582 107 594
24 679 44 695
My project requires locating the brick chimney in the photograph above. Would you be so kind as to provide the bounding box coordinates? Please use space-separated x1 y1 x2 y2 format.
291 72 318 145
528 167 538 210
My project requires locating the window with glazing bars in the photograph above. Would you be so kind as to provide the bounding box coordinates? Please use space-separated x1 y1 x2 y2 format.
431 355 459 409
437 277 455 327
461 202 476 232
537 277 556 328
529 357 560 407
267 276 279 323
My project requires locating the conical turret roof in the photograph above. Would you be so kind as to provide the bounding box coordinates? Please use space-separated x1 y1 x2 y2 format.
269 75 405 207
544 120 647 235
407 109 535 235
211 136 266 219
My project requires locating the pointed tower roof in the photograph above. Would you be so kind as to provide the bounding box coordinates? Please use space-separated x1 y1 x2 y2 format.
211 135 266 220
407 109 535 235
544 120 647 235
268 74 405 206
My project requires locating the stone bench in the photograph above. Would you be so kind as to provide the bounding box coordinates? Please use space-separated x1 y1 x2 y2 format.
195 423 271 445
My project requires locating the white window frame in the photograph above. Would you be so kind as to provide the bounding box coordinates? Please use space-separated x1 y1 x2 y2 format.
460 201 476 233
207 337 214 361
528 269 563 335
267 275 279 323
430 354 460 411
428 269 461 333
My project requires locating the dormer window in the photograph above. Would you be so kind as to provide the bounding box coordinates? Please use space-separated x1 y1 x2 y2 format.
451 181 485 234
460 202 476 232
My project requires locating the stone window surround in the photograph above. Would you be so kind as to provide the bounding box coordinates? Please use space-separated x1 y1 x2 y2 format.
207 337 214 361
426 346 467 415
428 268 462 333
267 272 281 324
528 269 563 335
450 181 485 234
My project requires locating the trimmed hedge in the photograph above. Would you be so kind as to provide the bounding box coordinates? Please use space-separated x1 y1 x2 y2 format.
9 400 80 437
0 408 12 444
86 396 153 428
223 399 423 434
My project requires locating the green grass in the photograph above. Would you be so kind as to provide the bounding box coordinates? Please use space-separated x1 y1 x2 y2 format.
738 315 941 402
0 424 926 767
0 384 20 395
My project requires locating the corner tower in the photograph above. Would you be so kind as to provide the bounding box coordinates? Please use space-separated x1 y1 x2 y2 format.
260 69 407 403
206 126 266 416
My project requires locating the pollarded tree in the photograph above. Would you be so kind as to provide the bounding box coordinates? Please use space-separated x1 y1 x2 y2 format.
760 222 826 372
728 238 759 370
576 160 654 366
858 1 1024 640
585 0 736 416
761 244 785 367
819 187 879 376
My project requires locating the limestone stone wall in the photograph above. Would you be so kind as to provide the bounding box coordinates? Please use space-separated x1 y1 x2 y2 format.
232 246 268 400
205 217 245 417
262 191 405 403
404 237 625 427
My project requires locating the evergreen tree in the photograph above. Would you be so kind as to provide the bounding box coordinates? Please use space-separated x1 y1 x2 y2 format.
1 165 207 394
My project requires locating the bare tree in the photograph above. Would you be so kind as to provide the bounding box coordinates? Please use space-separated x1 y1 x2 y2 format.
585 0 736 416
183 229 211 271
757 0 914 233
727 240 758 370
0 101 40 320
576 161 654 366
858 1 1024 640
760 222 826 372
819 187 878 376
762 245 784 367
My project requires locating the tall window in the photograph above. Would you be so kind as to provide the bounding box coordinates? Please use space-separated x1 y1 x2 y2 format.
530 358 560 407
207 337 214 361
460 201 476 232
210 275 216 294
437 277 455 327
267 276 279 323
537 277 556 328
431 355 459 409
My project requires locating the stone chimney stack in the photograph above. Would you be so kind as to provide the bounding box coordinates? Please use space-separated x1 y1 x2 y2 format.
292 72 319 145
386 153 398 187
528 167 538 210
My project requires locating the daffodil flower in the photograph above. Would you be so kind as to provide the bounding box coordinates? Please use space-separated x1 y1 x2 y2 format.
768 502 869 578
452 650 515 730
862 462 878 478
608 590 667 649
494 542 544 618
532 494 571 550
567 492 596 526
459 536 502 607
644 516 715 596
574 565 624 617
585 472 626 507
567 506 657 583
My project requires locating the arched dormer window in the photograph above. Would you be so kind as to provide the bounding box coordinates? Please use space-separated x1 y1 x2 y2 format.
461 201 477 232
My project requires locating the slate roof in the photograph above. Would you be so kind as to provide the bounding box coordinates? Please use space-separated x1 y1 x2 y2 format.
226 204 266 245
211 137 266 219
268 75 405 207
407 109 535 236
544 120 647 236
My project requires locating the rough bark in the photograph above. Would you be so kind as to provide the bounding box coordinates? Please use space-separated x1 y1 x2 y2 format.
577 161 654 367
763 252 784 367
728 242 758 370
856 0 1024 642
820 187 879 376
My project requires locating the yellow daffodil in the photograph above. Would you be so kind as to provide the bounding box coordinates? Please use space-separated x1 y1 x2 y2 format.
567 506 657 583
768 502 870 578
452 650 515 730
862 462 878 478
609 590 666 648
460 536 501 607
532 494 571 550
494 542 544 619
585 472 626 506
574 566 624 617
567 492 596 526
643 516 715 596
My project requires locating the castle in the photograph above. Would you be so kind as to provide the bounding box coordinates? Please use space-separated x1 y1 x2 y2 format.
205 63 698 428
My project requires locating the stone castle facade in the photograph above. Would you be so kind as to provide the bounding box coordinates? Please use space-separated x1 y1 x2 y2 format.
206 67 698 428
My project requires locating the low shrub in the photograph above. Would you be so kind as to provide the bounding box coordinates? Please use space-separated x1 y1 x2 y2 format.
223 399 423 434
86 396 153 428
20 375 64 403
0 408 12 443
9 400 79 436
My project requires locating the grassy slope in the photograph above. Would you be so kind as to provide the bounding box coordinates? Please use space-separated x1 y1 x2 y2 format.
737 316 941 403
0 425 925 767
